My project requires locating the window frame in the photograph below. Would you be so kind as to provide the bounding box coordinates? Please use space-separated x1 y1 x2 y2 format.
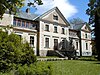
62 39 65 49
76 41 78 49
13 19 17 26
30 36 34 47
26 22 29 28
45 24 49 31
45 38 49 48
53 15 58 20
17 20 21 27
22 21 25 27
54 26 58 33
62 28 65 34
85 33 87 38
86 42 88 50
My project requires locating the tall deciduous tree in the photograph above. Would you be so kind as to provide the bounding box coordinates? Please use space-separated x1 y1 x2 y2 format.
69 17 85 25
86 0 100 60
0 0 43 18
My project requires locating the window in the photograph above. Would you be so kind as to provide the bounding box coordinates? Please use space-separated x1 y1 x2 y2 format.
86 43 88 50
62 28 65 34
54 39 58 50
45 25 49 31
76 42 78 49
62 40 65 49
30 36 34 47
54 26 57 33
53 15 58 20
26 22 29 28
85 33 87 38
22 21 25 27
17 20 21 26
13 19 17 26
30 23 33 29
45 38 49 48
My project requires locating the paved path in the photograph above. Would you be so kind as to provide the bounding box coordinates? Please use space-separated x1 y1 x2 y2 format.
37 57 69 61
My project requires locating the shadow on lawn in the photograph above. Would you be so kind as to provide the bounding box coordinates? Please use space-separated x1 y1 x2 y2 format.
93 62 100 64
78 56 98 61
79 59 97 61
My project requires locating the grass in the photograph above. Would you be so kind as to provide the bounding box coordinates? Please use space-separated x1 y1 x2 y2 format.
37 60 100 75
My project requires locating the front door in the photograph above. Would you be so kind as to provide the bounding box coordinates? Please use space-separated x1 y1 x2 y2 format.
54 39 58 50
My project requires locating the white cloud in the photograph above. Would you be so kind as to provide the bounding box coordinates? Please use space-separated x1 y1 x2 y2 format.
25 0 78 19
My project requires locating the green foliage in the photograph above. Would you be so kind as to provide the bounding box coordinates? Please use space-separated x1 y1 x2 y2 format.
0 31 36 72
86 0 100 60
0 64 51 75
0 0 43 18
86 0 100 24
16 64 51 75
91 40 97 55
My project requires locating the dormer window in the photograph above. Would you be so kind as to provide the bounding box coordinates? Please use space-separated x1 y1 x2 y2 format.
13 19 17 26
22 21 25 27
26 22 29 28
53 15 58 20
17 20 21 27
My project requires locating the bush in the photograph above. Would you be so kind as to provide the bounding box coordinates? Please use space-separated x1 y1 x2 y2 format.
0 31 36 72
0 64 51 75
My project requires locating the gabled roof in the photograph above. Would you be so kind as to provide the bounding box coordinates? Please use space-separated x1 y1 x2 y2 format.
15 11 38 20
34 7 70 26
73 23 85 30
70 22 91 31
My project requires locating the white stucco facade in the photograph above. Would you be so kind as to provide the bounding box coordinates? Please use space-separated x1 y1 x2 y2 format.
0 7 92 57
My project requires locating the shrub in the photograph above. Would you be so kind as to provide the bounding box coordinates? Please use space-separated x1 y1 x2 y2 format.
0 64 51 75
0 31 36 72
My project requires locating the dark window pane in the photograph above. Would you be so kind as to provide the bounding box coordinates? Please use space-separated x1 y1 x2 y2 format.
26 22 29 28
45 25 49 31
85 33 87 38
17 20 21 27
13 19 16 26
62 40 65 49
86 43 88 50
53 15 58 20
30 36 34 47
54 26 57 33
54 39 58 50
62 28 64 34
22 21 25 27
76 42 78 49
45 38 49 48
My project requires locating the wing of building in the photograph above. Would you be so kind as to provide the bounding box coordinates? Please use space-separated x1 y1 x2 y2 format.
0 7 92 57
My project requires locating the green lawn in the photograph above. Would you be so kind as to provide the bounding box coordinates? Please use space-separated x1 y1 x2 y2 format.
37 60 100 75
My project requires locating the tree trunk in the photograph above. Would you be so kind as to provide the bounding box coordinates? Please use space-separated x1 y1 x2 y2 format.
95 12 100 60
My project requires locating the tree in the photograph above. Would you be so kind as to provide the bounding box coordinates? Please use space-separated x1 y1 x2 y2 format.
86 0 100 60
69 17 85 25
91 40 97 55
0 31 36 71
0 0 43 18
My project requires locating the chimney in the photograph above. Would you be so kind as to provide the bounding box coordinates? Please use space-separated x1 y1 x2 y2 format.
26 8 30 13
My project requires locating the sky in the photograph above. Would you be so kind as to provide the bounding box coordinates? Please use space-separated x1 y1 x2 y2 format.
22 0 89 22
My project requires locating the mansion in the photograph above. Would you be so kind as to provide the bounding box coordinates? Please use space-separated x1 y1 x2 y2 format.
0 7 92 57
